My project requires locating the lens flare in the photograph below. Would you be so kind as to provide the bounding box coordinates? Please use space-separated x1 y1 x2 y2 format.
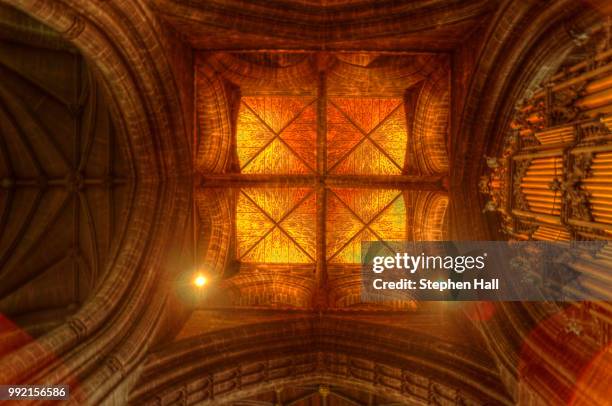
194 274 207 287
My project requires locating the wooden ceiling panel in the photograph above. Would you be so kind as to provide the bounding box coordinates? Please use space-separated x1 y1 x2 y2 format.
196 51 449 310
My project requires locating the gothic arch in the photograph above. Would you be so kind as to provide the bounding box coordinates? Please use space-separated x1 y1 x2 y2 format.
130 317 511 405
195 189 233 277
195 53 320 172
449 0 600 240
413 76 450 174
452 1 607 402
0 2 191 404
409 191 449 241
0 25 136 351
220 271 315 308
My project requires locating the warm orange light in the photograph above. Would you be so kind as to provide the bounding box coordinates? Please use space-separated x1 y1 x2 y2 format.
194 274 207 287
233 95 411 265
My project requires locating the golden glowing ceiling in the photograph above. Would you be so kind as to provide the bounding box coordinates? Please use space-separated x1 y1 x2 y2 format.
237 188 317 263
234 92 411 264
237 96 318 174
327 98 407 174
195 52 449 308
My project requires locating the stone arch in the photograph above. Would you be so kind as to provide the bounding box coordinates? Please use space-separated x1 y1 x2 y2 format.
194 53 319 172
413 74 450 174
0 2 191 404
327 273 417 310
448 1 604 402
130 317 511 405
220 271 315 308
449 0 600 240
411 191 449 241
195 189 233 276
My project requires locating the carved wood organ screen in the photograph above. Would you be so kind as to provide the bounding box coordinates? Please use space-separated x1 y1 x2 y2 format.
480 39 612 392
482 41 612 249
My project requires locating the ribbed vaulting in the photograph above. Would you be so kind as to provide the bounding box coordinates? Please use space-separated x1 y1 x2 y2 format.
0 1 610 405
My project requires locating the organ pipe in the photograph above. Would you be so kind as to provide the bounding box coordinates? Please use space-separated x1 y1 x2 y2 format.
481 45 612 241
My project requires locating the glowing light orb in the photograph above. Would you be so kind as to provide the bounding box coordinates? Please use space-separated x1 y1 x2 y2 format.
194 274 207 287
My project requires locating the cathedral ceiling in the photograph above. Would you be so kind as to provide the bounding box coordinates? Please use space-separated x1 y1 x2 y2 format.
0 1 193 395
152 47 485 405
133 309 510 405
150 0 494 51
2 1 610 405
190 51 450 313
219 384 399 406
0 4 134 348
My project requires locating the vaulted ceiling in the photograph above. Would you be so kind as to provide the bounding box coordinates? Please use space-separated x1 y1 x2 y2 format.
192 51 449 314
150 0 494 51
0 1 609 405
0 3 133 350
